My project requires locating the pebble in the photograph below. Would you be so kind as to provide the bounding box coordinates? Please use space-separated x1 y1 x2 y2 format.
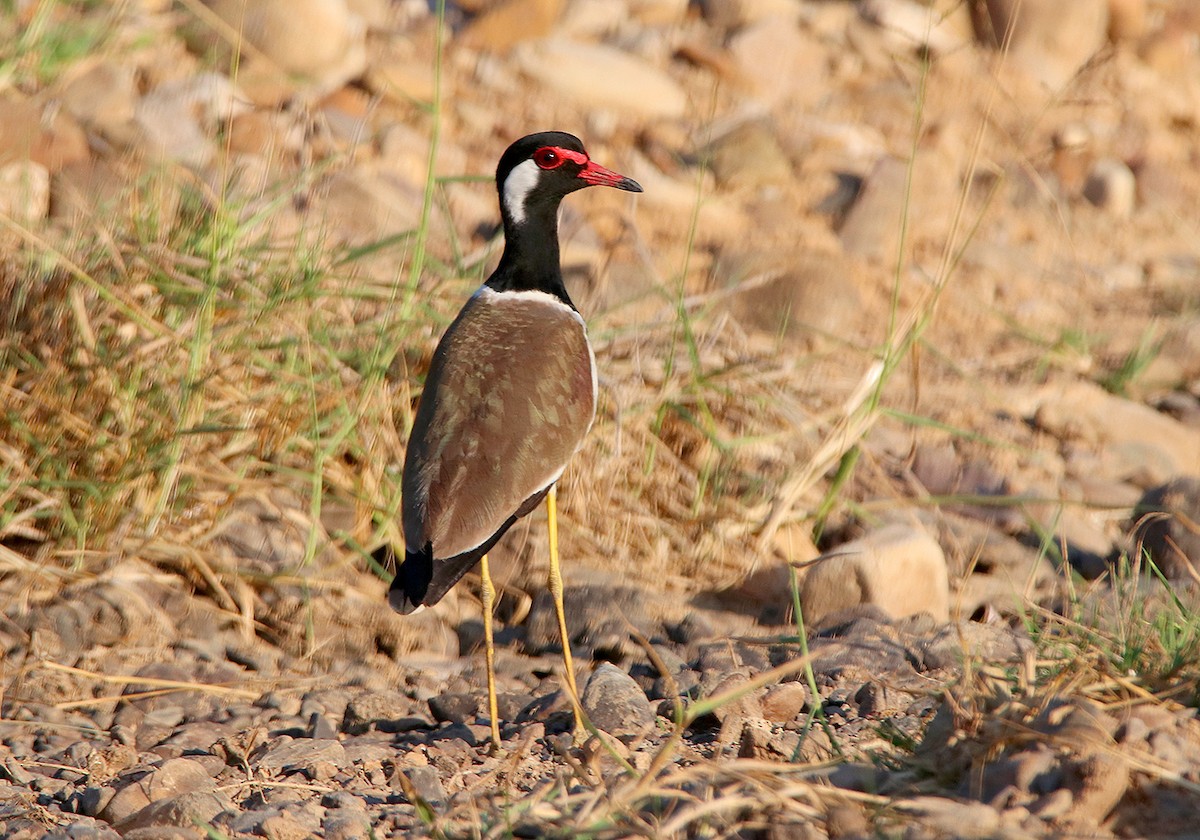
1082 158 1137 217
255 738 348 776
0 159 48 224
760 683 810 724
708 120 793 191
581 663 656 743
428 692 479 725
58 60 138 139
1131 477 1200 580
313 166 425 248
342 690 413 734
800 524 950 626
402 765 447 806
259 810 314 840
143 758 213 801
837 156 911 262
0 97 89 173
112 791 233 833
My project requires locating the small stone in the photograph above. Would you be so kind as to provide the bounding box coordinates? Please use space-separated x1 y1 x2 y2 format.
195 0 367 98
2 757 35 785
853 682 916 718
342 690 413 734
309 712 338 740
668 613 714 645
825 802 870 837
761 683 810 723
738 718 799 760
260 810 313 840
0 97 89 172
707 672 763 726
1131 478 1200 580
256 738 347 776
428 692 478 725
1030 381 1200 482
1064 752 1129 827
0 161 50 224
58 60 138 138
144 758 213 801
324 813 369 840
709 120 792 191
728 16 827 107
800 524 950 626
76 786 115 818
581 664 655 743
313 166 424 248
838 156 910 262
902 796 1001 838
402 765 446 805
1106 0 1146 41
99 781 151 825
229 808 285 835
918 621 1033 672
1082 158 1136 217
113 791 232 833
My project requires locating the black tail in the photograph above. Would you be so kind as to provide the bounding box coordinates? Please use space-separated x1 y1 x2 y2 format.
374 543 433 615
376 487 551 615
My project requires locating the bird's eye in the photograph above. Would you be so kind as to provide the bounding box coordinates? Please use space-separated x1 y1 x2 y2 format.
533 147 564 169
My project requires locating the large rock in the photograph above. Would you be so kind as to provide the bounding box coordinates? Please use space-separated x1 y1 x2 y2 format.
800 524 950 626
133 74 248 168
113 791 232 834
57 59 139 139
514 38 687 119
727 16 828 108
462 0 565 52
973 0 1109 90
190 0 367 100
0 97 89 173
1028 381 1200 485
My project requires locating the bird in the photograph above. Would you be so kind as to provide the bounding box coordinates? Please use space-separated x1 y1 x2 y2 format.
374 131 642 749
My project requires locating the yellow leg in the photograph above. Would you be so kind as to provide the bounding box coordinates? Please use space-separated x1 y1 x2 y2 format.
478 553 502 751
547 486 583 736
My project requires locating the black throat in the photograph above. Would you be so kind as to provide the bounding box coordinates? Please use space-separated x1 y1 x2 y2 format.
488 195 577 309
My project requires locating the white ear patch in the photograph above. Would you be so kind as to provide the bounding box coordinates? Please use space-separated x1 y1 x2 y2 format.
502 158 540 226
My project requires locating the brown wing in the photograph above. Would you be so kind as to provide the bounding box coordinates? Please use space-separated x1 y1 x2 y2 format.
400 288 595 590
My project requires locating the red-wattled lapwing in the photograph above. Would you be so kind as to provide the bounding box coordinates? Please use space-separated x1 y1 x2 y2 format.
374 131 642 749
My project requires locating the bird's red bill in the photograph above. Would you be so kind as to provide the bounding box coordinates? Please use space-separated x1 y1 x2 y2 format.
578 160 644 192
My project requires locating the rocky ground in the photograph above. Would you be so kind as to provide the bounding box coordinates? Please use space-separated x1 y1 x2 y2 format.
1 0 1200 837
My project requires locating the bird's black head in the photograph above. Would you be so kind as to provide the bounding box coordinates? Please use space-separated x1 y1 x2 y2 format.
495 131 643 229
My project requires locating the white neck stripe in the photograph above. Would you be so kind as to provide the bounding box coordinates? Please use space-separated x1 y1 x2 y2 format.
501 159 540 226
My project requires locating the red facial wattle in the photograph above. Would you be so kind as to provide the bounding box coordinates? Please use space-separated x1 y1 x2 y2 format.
532 145 643 193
